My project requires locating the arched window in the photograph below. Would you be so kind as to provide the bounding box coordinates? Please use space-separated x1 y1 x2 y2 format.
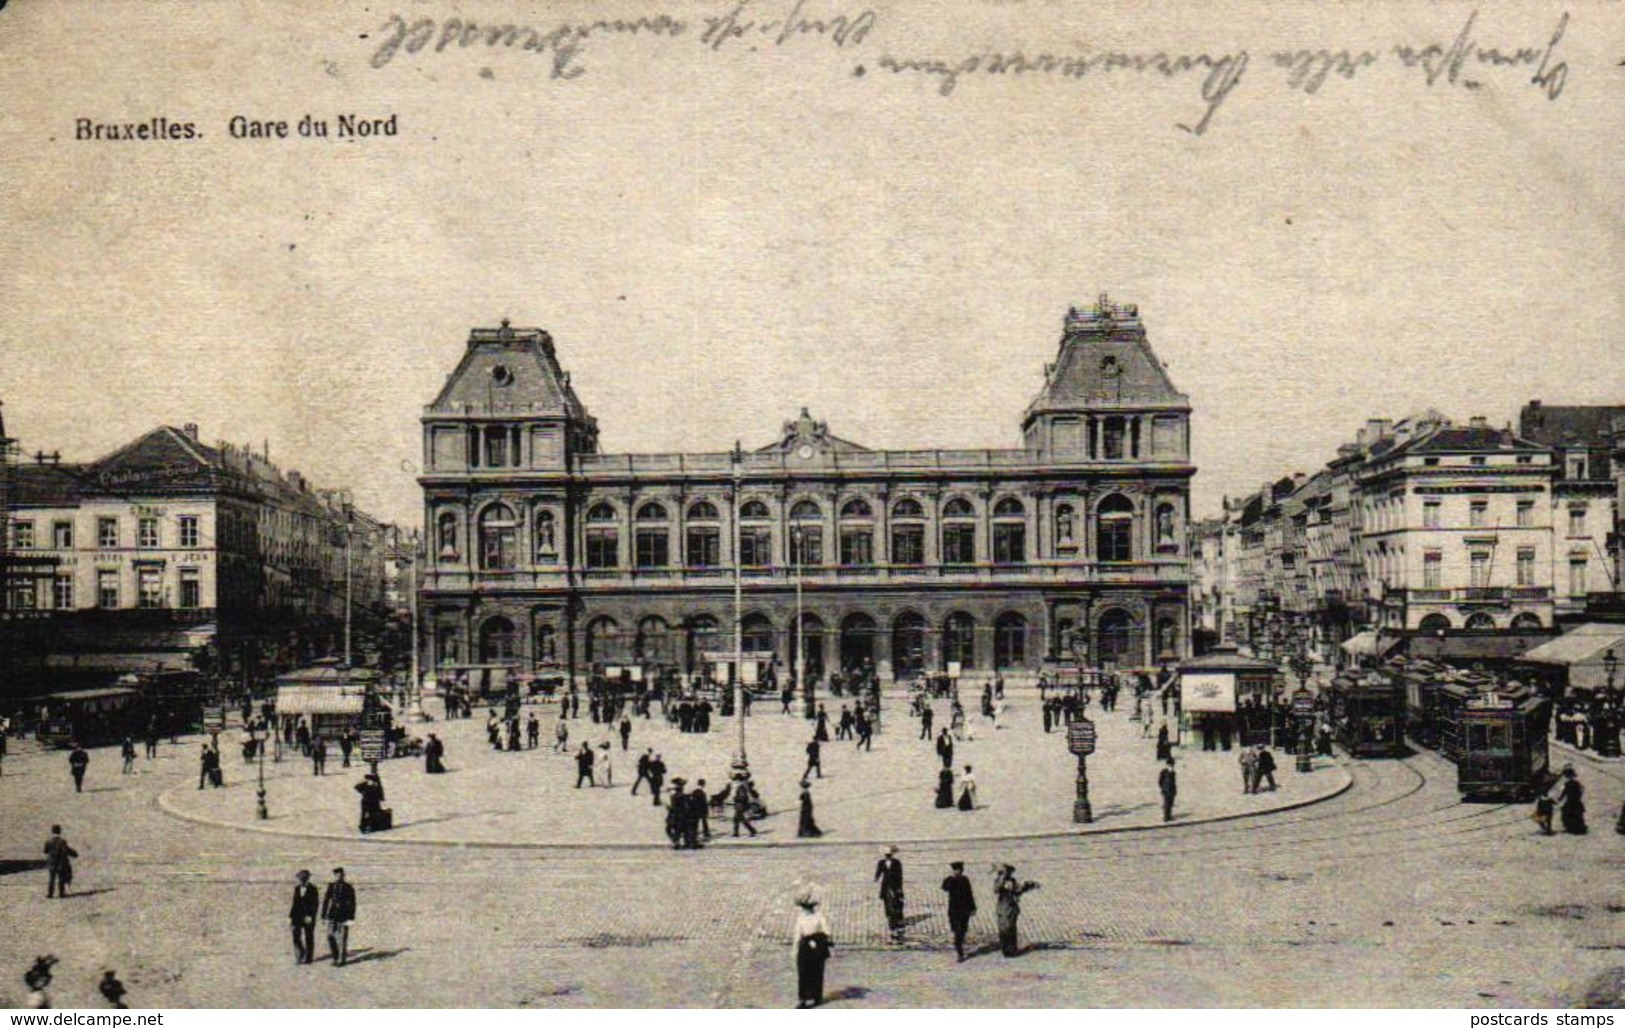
684 501 721 568
436 510 461 559
892 611 926 677
636 616 673 663
479 616 516 661
739 500 771 567
994 611 1027 669
891 498 924 519
533 509 557 561
1510 612 1543 630
1465 612 1497 631
478 503 518 571
741 612 775 657
585 616 620 663
740 499 771 520
687 500 719 521
1097 494 1134 563
1419 613 1451 632
585 503 618 569
1055 503 1077 549
943 612 976 669
839 498 873 519
635 503 670 568
790 500 823 566
838 498 874 566
1097 608 1135 665
686 614 721 672
891 498 925 566
942 498 976 564
993 497 1025 565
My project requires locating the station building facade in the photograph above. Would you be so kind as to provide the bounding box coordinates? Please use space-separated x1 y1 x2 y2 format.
417 297 1195 682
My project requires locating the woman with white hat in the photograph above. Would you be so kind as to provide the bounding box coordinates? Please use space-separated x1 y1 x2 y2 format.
791 885 833 1008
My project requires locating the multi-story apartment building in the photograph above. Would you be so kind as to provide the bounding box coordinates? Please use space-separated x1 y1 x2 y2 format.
1357 417 1554 635
418 297 1196 682
2 420 392 692
1517 401 1622 618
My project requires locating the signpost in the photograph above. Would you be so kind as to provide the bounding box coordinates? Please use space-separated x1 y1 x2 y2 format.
1067 716 1097 823
1291 690 1316 772
359 728 387 764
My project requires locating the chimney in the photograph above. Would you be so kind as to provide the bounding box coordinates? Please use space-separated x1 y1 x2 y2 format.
182 422 199 440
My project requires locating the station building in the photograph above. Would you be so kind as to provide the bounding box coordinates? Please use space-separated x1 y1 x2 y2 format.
417 296 1196 682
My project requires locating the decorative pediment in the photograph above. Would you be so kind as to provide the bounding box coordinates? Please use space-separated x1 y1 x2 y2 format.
757 407 871 455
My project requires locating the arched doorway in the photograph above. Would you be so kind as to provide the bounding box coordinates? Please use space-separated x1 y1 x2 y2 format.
686 614 721 674
479 616 517 662
790 613 826 682
892 612 926 678
584 616 620 664
1465 612 1497 631
943 612 976 670
741 612 775 658
994 611 1028 669
1097 608 1135 667
840 612 878 673
1511 612 1543 630
636 616 673 665
1419 613 1451 633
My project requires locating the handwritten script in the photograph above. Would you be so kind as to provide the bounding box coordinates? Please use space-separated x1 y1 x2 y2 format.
364 3 1572 136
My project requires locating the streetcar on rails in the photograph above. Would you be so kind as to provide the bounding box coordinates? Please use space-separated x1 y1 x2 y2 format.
1383 660 1553 801
38 687 143 748
1325 676 1407 758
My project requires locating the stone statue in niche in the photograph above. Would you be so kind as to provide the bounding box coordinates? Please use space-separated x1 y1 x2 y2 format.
1056 507 1075 546
535 510 557 559
438 515 458 556
1156 506 1176 547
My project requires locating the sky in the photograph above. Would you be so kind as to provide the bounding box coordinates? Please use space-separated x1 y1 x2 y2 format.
1 1 1620 526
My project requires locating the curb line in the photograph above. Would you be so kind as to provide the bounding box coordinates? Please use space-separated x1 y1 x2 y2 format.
155 762 1356 853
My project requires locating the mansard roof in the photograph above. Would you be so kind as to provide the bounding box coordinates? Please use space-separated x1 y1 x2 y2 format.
1519 402 1625 447
1024 295 1189 417
1394 423 1545 456
427 320 592 422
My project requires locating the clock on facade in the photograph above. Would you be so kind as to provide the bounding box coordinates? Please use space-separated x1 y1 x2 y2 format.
797 445 814 460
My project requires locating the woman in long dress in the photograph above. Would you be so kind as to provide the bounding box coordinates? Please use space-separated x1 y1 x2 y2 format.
957 766 978 811
935 767 955 808
993 864 1040 957
792 888 833 1008
798 781 823 838
1557 767 1587 834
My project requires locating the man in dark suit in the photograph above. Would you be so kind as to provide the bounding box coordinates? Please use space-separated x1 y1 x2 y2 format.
574 743 595 788
289 869 319 964
43 824 77 898
875 845 905 939
68 744 89 793
320 867 357 967
941 861 977 961
1159 758 1178 822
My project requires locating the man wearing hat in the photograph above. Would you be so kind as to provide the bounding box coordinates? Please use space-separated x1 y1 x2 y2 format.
874 845 905 940
320 867 357 966
940 861 977 961
289 869 319 964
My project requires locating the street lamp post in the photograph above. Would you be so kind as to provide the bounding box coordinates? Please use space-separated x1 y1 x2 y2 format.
1068 712 1096 823
1599 648 1620 759
255 721 268 820
793 524 812 719
730 442 750 780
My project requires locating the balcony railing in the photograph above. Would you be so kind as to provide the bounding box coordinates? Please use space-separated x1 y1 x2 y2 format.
423 559 1190 592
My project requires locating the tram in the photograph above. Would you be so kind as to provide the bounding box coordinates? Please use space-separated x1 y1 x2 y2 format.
1437 681 1552 801
39 687 142 748
1325 676 1407 758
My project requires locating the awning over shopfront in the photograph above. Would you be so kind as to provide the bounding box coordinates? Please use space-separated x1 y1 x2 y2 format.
1521 623 1625 692
1341 631 1385 658
273 684 366 716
